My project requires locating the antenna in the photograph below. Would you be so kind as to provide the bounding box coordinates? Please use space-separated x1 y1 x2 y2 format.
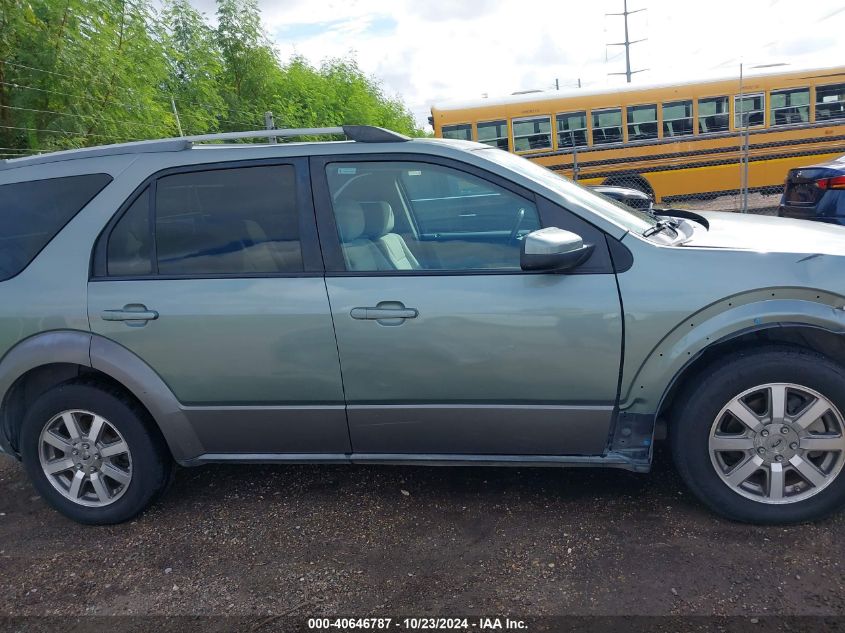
606 0 648 83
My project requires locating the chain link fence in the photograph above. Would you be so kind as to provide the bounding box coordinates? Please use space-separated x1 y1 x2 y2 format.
570 146 784 216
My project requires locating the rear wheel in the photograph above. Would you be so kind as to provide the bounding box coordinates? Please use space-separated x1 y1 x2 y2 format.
20 381 171 524
671 347 845 523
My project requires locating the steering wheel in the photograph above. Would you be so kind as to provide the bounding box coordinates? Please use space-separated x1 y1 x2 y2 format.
508 207 526 242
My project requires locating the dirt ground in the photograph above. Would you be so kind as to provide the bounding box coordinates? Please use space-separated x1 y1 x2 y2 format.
1 447 844 620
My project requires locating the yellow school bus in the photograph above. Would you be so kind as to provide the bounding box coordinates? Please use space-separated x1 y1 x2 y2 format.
430 66 845 203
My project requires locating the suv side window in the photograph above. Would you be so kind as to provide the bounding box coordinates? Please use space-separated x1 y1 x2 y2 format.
0 173 111 281
105 165 303 276
325 161 541 272
108 187 152 276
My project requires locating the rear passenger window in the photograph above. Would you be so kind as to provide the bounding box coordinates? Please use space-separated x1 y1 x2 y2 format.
0 174 111 281
106 165 303 277
108 188 152 276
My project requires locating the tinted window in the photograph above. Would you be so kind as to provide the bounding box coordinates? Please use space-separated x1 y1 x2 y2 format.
556 111 588 148
735 93 765 128
512 116 552 152
477 120 509 150
698 96 729 133
325 161 540 272
627 104 658 141
442 124 472 141
0 173 111 281
108 188 152 276
155 166 302 275
662 100 693 137
771 88 809 125
816 83 845 121
591 108 623 145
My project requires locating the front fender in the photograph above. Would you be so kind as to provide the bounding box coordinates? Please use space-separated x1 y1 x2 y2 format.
620 288 845 416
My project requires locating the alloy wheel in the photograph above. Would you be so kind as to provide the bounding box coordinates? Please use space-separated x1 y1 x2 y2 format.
38 410 133 507
709 383 845 504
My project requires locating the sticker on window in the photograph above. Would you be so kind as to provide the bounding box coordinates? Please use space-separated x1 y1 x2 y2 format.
338 167 357 175
407 170 422 176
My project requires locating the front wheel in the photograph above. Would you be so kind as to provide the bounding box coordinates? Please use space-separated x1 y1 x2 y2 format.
20 381 172 524
671 347 845 524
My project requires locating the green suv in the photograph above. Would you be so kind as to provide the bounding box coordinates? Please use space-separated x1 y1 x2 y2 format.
2 126 845 525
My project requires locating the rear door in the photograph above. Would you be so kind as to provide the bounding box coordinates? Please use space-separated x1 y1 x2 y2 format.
312 154 623 456
88 159 349 456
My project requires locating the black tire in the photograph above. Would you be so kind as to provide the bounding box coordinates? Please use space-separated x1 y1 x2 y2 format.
20 381 172 525
671 346 845 524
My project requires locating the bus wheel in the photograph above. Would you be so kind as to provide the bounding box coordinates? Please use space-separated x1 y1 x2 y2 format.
603 175 654 199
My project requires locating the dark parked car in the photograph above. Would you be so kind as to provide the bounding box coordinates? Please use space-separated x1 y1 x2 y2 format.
778 155 845 223
589 185 653 212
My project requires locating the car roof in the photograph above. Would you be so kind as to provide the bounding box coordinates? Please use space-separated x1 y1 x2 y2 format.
0 126 442 173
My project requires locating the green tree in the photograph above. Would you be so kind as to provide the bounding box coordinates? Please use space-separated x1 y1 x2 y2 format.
215 0 280 130
0 0 424 155
162 0 225 135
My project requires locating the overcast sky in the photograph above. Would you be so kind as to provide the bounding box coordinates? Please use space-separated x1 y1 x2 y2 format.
190 0 845 129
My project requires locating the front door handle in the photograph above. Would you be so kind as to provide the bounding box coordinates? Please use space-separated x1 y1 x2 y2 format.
350 307 418 320
350 302 418 324
101 304 159 325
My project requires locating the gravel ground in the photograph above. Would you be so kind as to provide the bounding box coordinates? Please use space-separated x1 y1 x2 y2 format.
1 448 844 619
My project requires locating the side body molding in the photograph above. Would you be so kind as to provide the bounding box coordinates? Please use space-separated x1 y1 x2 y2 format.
89 335 204 461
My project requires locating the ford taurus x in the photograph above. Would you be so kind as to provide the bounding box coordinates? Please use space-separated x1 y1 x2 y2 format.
2 126 845 525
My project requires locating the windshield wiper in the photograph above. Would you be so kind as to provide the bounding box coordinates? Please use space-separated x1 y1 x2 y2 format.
642 218 679 238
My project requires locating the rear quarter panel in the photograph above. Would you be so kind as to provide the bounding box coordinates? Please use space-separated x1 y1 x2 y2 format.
0 156 139 359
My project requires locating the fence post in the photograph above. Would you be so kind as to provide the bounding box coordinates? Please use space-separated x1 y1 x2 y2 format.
571 131 580 181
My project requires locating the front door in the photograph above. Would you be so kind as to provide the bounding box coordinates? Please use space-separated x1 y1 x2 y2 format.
313 156 623 456
88 159 349 456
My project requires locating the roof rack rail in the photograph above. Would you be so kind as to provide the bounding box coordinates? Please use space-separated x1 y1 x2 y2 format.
0 125 409 171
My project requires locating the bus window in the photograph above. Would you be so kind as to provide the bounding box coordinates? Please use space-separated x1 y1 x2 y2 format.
591 108 623 145
816 83 845 121
734 93 765 129
512 116 552 152
770 88 809 125
697 96 729 134
627 104 658 141
556 111 587 148
662 100 693 137
442 124 472 141
477 120 509 150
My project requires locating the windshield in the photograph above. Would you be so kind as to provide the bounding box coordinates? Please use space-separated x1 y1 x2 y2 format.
476 147 658 233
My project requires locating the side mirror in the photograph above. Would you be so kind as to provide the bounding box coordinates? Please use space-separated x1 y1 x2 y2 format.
520 227 594 272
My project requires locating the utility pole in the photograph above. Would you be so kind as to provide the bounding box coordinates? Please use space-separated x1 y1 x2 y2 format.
170 96 183 137
264 111 277 144
606 0 647 83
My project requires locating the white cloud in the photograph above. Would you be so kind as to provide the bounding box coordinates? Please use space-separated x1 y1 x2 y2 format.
191 0 845 129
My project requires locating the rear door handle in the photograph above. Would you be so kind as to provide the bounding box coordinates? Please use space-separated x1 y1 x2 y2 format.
101 304 159 325
350 307 418 320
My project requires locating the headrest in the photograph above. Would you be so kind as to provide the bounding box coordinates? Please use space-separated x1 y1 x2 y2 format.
361 201 395 238
334 199 366 242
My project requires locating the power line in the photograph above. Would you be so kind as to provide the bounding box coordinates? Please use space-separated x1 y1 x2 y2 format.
0 104 176 133
1 58 262 124
0 124 143 141
0 80 258 129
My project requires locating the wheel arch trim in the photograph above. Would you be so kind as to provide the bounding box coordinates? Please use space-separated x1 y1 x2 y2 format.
0 330 203 461
621 292 845 417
